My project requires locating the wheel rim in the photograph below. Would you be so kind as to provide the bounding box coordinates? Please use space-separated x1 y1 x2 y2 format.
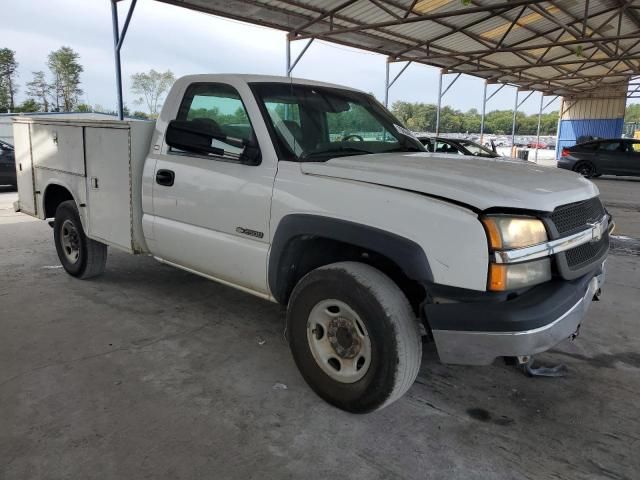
60 219 80 264
577 164 593 177
307 299 372 384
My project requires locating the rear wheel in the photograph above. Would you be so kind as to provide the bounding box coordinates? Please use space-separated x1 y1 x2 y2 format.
574 161 596 178
287 261 422 413
54 200 107 278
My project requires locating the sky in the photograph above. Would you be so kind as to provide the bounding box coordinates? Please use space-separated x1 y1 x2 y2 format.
2 0 562 115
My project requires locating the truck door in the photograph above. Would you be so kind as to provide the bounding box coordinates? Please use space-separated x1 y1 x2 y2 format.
595 140 626 174
622 140 640 175
149 81 277 296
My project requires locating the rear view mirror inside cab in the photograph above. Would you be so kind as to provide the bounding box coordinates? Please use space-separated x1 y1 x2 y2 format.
300 89 350 113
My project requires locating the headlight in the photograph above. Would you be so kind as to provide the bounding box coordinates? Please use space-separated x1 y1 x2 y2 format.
482 216 547 250
488 258 551 291
482 215 551 291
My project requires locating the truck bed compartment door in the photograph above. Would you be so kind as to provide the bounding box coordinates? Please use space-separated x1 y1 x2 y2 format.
13 123 36 215
84 127 133 251
30 124 85 175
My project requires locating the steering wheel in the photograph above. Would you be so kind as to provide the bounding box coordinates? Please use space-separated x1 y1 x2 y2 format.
342 134 364 142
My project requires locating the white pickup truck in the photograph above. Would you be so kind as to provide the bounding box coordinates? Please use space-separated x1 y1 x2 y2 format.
13 74 610 413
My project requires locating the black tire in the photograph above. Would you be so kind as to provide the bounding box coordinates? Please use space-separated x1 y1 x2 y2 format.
574 161 597 178
287 262 422 413
53 200 107 279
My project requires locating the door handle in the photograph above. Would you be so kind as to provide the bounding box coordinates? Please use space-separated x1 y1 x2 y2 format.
156 169 175 186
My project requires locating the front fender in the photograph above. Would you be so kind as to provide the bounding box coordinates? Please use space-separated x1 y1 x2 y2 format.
268 214 433 304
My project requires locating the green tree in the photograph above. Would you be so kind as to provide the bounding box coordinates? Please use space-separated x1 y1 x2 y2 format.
47 46 83 111
391 100 559 135
391 101 437 132
0 48 19 112
14 98 40 113
75 103 92 112
26 71 53 112
625 104 640 123
130 69 175 116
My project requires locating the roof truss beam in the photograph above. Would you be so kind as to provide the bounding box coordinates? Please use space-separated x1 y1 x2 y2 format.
292 0 549 40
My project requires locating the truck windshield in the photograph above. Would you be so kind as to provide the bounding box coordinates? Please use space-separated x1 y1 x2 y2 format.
250 82 424 161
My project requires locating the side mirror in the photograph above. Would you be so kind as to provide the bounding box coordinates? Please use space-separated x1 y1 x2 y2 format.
165 120 260 164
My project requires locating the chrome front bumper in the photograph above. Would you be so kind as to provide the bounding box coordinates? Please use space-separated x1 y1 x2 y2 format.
431 268 604 366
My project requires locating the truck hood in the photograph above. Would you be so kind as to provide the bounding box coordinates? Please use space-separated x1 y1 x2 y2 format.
300 152 598 212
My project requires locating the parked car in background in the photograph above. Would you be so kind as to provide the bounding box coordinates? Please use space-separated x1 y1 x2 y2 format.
0 139 17 188
558 138 640 178
418 136 500 158
483 137 508 148
527 141 548 149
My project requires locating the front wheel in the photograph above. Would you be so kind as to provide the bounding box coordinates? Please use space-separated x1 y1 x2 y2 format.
54 200 107 279
287 262 422 413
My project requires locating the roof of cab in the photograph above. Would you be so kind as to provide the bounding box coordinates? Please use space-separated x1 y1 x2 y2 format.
175 74 363 93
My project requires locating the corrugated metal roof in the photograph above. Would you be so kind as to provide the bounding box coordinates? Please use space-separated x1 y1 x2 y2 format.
155 0 640 97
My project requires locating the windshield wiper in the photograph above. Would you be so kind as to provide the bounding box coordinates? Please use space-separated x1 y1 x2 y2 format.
300 147 372 161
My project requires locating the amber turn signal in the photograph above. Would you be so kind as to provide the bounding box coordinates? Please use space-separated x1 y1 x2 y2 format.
488 263 507 291
481 217 503 250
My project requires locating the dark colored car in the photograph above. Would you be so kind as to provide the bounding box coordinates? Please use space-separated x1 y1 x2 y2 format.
558 138 640 178
418 137 499 158
0 140 17 187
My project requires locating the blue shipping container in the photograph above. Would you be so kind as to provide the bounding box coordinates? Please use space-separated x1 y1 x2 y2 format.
555 118 624 158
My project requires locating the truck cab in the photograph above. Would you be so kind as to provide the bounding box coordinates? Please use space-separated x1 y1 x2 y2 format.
13 74 611 413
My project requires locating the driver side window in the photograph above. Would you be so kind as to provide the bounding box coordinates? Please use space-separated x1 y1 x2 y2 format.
175 83 254 159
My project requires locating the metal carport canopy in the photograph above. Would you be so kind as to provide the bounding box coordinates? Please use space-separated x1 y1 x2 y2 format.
150 0 640 97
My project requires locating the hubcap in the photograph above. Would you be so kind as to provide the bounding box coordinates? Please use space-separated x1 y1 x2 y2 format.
307 299 371 383
60 219 80 264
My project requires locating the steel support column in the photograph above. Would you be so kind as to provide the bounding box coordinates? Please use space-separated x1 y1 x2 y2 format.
435 71 461 137
535 93 544 163
286 36 314 76
480 81 487 144
534 94 559 162
111 0 137 120
285 35 291 77
511 89 519 156
435 70 443 137
511 89 534 156
384 60 412 108
480 83 506 146
384 61 390 107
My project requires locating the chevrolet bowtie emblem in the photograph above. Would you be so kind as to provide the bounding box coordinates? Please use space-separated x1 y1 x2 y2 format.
587 218 606 243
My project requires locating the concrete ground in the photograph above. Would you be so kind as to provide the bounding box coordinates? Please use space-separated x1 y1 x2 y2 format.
594 176 640 239
1 177 639 480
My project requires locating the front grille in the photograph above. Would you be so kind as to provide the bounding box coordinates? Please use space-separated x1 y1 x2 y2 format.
548 196 609 278
565 233 609 270
550 196 605 235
